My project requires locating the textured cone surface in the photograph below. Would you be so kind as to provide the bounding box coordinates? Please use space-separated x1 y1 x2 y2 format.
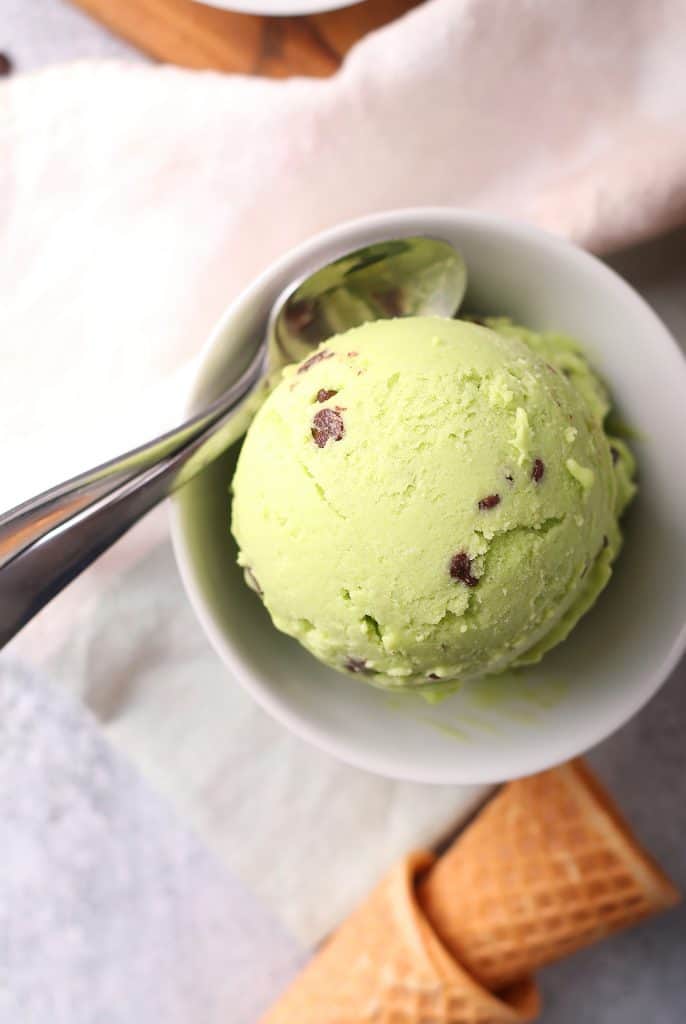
261 853 539 1023
419 760 680 990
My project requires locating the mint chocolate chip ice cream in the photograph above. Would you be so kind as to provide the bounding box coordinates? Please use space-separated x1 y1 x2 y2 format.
231 316 635 691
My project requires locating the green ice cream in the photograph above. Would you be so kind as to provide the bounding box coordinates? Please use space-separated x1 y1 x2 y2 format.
231 317 635 691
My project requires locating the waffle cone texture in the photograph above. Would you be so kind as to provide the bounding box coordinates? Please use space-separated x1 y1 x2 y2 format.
419 760 680 991
261 761 679 1023
261 852 539 1024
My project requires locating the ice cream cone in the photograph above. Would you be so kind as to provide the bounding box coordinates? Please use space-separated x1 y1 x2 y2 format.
418 759 680 991
261 852 539 1024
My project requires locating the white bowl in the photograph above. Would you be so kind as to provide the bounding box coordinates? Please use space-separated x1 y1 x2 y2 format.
171 208 686 784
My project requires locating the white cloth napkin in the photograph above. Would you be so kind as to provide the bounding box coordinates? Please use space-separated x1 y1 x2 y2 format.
2 0 686 944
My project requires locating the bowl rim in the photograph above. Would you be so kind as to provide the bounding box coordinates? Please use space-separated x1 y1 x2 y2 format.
170 206 686 784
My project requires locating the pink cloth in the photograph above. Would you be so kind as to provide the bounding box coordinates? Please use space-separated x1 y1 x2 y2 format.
2 0 686 517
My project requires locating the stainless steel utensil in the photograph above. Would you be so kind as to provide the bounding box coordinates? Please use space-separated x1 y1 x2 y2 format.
0 236 466 647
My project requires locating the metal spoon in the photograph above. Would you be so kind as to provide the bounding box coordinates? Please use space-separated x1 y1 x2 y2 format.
0 236 466 647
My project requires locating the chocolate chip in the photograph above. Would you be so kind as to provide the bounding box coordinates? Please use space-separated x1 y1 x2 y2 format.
316 388 338 403
298 349 333 375
531 458 545 483
478 494 501 511
427 673 440 680
312 408 345 447
344 656 374 675
610 446 619 465
285 299 317 333
449 551 479 587
504 472 514 483
0 54 13 77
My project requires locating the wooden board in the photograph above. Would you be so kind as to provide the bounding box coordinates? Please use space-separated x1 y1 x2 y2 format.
69 0 421 78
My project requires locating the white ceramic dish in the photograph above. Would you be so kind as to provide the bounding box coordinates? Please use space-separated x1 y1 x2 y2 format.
171 208 686 784
192 0 356 16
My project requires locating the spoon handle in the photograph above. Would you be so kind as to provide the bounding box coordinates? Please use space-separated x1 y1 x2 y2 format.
0 350 265 649
0 350 263 568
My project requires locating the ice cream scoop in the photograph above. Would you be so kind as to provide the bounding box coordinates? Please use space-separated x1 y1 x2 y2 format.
231 316 635 691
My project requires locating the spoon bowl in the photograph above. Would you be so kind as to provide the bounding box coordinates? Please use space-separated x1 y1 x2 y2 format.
271 236 466 364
